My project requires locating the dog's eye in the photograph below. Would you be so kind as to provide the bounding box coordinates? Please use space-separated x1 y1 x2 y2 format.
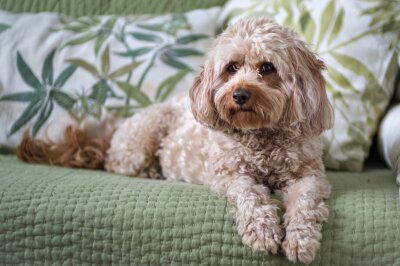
227 63 238 74
259 62 275 75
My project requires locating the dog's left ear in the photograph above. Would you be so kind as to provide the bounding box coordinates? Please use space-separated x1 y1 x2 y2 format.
189 65 222 129
285 45 334 135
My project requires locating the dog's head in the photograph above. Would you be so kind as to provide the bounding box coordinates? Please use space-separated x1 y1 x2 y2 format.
190 18 333 135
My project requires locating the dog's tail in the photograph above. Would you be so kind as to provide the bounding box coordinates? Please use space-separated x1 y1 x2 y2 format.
17 120 114 169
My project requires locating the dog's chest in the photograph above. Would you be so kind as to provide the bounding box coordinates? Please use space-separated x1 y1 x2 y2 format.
238 142 300 190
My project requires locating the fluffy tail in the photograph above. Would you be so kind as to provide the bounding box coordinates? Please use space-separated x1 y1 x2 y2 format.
17 125 111 169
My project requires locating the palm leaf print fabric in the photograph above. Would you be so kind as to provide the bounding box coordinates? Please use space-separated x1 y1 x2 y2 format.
0 8 221 147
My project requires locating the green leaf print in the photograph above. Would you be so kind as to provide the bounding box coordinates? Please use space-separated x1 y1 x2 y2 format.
326 82 349 108
62 31 98 48
54 65 78 88
66 58 100 77
1 49 77 137
121 13 208 101
331 52 383 92
106 105 134 118
0 92 38 102
32 99 54 136
42 49 56 86
67 45 144 109
94 33 110 56
155 69 190 102
109 61 143 79
299 10 316 44
52 12 208 121
89 80 109 104
101 46 110 75
160 52 192 70
281 1 293 27
316 0 335 48
51 90 76 109
167 48 203 57
8 99 42 137
332 52 388 107
327 67 359 93
68 91 103 122
0 23 10 34
176 34 209 44
17 52 45 91
136 23 164 32
163 13 191 35
130 32 163 43
115 47 154 59
361 0 400 53
347 122 370 153
104 17 117 30
58 16 118 55
116 81 152 107
328 8 344 45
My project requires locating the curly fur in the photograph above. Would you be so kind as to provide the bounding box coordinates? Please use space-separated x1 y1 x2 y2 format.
18 18 334 264
17 117 114 169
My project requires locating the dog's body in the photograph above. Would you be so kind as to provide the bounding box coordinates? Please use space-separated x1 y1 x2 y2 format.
18 18 334 264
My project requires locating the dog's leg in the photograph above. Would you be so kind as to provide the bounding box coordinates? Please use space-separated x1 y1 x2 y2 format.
212 175 283 254
281 176 330 264
105 103 175 178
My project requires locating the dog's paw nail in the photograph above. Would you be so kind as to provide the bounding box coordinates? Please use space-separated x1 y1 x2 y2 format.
282 229 320 264
241 219 282 254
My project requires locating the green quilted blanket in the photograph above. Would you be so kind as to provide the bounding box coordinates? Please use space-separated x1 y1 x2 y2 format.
0 155 399 265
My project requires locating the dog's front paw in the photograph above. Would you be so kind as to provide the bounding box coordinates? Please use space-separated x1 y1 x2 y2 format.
281 224 322 264
240 217 283 254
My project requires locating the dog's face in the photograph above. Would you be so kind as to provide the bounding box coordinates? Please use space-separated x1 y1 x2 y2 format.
190 18 333 135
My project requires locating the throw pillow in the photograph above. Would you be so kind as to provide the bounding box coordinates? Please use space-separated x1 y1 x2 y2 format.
0 7 221 148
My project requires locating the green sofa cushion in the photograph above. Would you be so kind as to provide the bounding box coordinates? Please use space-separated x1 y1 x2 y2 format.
0 155 398 265
0 0 227 16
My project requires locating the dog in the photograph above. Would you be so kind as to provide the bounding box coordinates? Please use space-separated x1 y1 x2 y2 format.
18 18 334 264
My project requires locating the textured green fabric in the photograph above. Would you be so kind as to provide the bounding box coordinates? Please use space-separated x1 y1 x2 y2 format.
0 155 399 265
0 0 227 16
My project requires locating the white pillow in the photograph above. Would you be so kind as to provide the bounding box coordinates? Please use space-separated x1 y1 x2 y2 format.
0 7 221 147
378 104 400 176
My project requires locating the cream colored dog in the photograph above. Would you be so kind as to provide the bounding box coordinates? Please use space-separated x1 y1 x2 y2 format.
105 18 334 263
18 17 334 264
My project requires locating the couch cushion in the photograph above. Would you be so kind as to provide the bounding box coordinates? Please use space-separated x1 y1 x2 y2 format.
0 0 227 16
0 155 398 265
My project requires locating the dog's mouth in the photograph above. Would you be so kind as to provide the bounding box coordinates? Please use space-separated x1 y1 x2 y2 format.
239 107 254 112
225 106 268 130
230 107 256 115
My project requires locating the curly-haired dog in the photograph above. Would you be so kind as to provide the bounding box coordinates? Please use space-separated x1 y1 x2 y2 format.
19 18 334 264
105 18 333 263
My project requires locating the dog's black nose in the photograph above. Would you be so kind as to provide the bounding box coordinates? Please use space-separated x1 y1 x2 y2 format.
233 89 251 106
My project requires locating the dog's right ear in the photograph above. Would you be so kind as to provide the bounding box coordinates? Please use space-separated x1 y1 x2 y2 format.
285 45 334 136
189 66 221 128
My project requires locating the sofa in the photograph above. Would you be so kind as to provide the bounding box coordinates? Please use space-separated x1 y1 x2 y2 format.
1 0 399 265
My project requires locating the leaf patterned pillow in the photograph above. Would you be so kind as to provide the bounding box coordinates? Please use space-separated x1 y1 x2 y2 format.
218 0 399 171
0 8 221 148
